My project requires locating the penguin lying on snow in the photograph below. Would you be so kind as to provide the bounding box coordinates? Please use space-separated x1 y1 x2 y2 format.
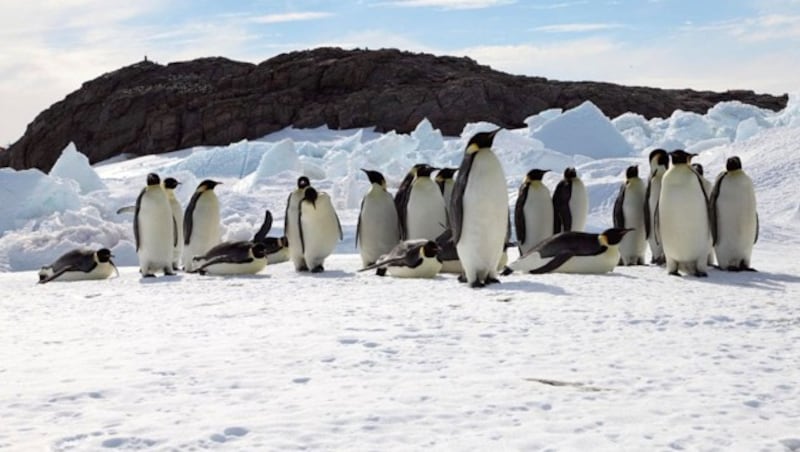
190 241 268 276
38 248 118 284
358 239 442 278
252 210 289 265
510 228 632 274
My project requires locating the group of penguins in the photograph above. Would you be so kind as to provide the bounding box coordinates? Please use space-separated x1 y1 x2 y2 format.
38 130 758 287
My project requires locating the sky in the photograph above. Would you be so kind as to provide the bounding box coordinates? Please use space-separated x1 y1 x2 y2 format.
1 0 799 147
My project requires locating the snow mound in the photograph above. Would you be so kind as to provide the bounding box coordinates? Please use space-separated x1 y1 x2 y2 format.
533 101 636 159
49 142 107 194
0 168 82 235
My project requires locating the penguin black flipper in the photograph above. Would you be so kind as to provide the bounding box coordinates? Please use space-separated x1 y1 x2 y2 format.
755 213 760 244
297 203 306 254
173 217 178 248
514 184 528 245
653 203 662 246
39 265 76 284
184 190 203 245
133 188 145 251
527 252 574 275
552 179 572 233
394 171 415 240
613 182 626 229
356 197 365 247
709 171 726 246
450 152 477 244
253 210 273 244
336 211 343 241
283 193 292 241
643 181 652 239
116 205 136 215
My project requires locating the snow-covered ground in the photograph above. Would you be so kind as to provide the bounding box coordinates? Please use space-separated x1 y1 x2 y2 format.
1 98 799 450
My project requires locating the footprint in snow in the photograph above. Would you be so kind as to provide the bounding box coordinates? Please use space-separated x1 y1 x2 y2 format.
210 427 249 443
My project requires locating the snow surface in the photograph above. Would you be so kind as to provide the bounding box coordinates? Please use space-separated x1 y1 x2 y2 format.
1 98 799 450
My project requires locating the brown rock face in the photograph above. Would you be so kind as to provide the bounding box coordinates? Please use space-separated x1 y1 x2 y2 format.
0 47 788 172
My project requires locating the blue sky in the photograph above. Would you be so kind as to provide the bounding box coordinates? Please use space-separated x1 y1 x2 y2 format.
2 0 799 145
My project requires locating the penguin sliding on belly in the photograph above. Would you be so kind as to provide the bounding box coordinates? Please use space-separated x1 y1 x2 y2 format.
358 239 442 278
710 156 759 271
613 165 647 266
357 169 401 275
252 210 289 265
510 228 632 274
190 241 268 276
134 173 176 277
38 248 118 284
552 167 588 233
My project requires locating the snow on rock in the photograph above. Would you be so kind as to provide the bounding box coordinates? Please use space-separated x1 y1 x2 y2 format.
532 101 636 159
48 142 107 194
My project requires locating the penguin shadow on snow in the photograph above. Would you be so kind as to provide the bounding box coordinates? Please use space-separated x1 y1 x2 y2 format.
482 279 570 296
137 274 184 285
692 268 800 291
297 269 354 279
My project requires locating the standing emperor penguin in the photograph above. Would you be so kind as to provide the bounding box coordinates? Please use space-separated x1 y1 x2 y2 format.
163 177 184 271
394 164 447 241
135 173 176 277
656 150 711 277
710 156 759 271
182 180 222 272
436 168 458 214
552 167 588 233
357 169 401 275
450 129 509 288
692 163 716 267
299 187 342 273
613 165 647 266
644 149 669 265
285 176 311 271
515 169 554 256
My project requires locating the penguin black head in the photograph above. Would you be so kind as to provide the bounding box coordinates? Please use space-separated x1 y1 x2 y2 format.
625 165 638 179
96 248 113 263
421 240 440 258
525 169 549 182
599 228 633 246
198 180 222 192
669 150 694 165
297 176 310 189
361 168 386 186
435 168 457 182
466 129 500 154
691 163 704 176
649 148 669 168
251 242 268 259
726 156 742 172
303 187 318 206
414 164 437 178
563 167 578 179
262 236 287 254
146 173 161 186
163 177 180 190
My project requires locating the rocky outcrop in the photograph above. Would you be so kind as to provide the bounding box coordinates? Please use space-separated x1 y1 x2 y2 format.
0 47 788 172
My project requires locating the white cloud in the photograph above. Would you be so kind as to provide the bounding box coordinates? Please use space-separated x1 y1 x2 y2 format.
250 12 334 24
382 0 515 10
533 23 624 33
525 1 589 10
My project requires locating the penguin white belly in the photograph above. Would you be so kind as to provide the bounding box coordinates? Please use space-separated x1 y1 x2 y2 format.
647 176 664 262
183 196 221 269
619 181 646 265
168 197 184 267
659 169 710 266
521 186 553 255
568 179 588 231
359 190 400 266
406 179 447 240
439 258 463 274
301 195 340 269
714 174 757 268
199 258 266 276
387 257 442 278
266 248 289 265
138 192 174 274
39 262 116 282
286 191 305 270
456 152 508 282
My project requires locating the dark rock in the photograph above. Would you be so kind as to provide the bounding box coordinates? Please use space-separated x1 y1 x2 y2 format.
0 47 788 172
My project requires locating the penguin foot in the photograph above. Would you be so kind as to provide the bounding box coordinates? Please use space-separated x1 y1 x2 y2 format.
485 277 501 285
743 266 757 272
500 266 514 276
457 274 468 283
668 271 681 277
725 266 742 272
376 268 387 277
297 264 309 272
142 273 157 278
694 271 708 278
310 265 324 273
164 268 176 276
470 281 485 289
172 264 181 271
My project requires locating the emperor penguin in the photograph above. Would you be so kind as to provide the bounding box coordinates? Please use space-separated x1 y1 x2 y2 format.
252 210 289 264
357 169 401 275
644 149 669 265
552 167 588 233
450 129 509 288
358 239 442 278
135 173 176 277
510 228 632 274
183 180 222 272
298 187 342 273
38 248 118 284
612 165 647 266
394 163 447 241
710 156 759 271
515 169 554 256
656 150 711 277
190 241 267 276
692 163 716 267
163 177 184 271
285 176 311 271
435 168 458 210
